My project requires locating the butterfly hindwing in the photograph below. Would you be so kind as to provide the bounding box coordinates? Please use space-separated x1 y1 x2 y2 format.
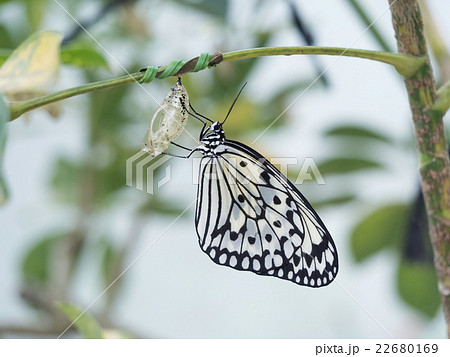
195 140 338 287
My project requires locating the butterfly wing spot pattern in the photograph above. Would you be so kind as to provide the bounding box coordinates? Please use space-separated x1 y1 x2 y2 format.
194 122 338 288
142 79 189 157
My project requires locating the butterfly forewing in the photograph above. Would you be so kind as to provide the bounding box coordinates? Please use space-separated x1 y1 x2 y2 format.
195 137 338 287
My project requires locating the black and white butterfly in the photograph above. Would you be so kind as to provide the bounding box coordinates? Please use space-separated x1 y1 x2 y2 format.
172 86 338 287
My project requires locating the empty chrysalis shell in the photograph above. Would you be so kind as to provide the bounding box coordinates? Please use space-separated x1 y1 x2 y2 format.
142 78 189 156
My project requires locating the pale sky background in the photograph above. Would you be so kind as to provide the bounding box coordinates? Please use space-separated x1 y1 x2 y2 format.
1 0 450 338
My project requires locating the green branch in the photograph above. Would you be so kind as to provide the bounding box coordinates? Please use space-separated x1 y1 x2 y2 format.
222 47 425 77
8 46 426 121
9 72 142 121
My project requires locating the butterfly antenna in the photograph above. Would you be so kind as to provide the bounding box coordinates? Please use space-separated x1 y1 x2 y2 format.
222 82 247 124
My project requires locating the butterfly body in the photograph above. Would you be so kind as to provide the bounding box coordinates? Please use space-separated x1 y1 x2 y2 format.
194 121 338 288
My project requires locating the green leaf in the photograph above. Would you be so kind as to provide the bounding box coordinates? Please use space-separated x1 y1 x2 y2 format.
0 94 9 205
102 329 133 339
0 31 62 93
98 239 124 307
51 158 82 203
0 49 11 67
312 194 357 209
208 32 272 95
397 261 441 318
21 234 63 284
271 80 318 104
227 32 271 86
0 24 13 48
52 146 138 206
61 44 108 69
139 196 185 215
0 94 9 158
100 239 119 287
57 303 103 339
317 157 383 175
351 204 410 262
87 80 131 140
174 0 228 20
324 124 392 144
21 0 51 31
0 175 7 206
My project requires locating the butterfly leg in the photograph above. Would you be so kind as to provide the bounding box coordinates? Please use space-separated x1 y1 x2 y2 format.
161 147 198 159
170 141 192 151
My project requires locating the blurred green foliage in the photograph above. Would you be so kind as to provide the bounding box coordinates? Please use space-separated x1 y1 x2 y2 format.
397 262 441 318
3 0 316 337
173 0 228 20
0 94 9 205
0 0 444 338
313 194 357 209
58 303 103 339
61 44 109 69
351 204 410 262
21 233 66 285
322 124 440 318
317 157 383 175
324 124 392 144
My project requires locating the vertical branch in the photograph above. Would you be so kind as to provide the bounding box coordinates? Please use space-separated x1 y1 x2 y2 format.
388 0 450 336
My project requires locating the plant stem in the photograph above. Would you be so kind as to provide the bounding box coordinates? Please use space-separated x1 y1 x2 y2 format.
388 0 450 337
9 72 142 121
221 47 424 77
8 46 425 121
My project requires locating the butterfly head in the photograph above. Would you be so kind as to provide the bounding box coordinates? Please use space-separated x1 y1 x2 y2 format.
209 121 224 134
198 83 246 148
201 121 226 144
